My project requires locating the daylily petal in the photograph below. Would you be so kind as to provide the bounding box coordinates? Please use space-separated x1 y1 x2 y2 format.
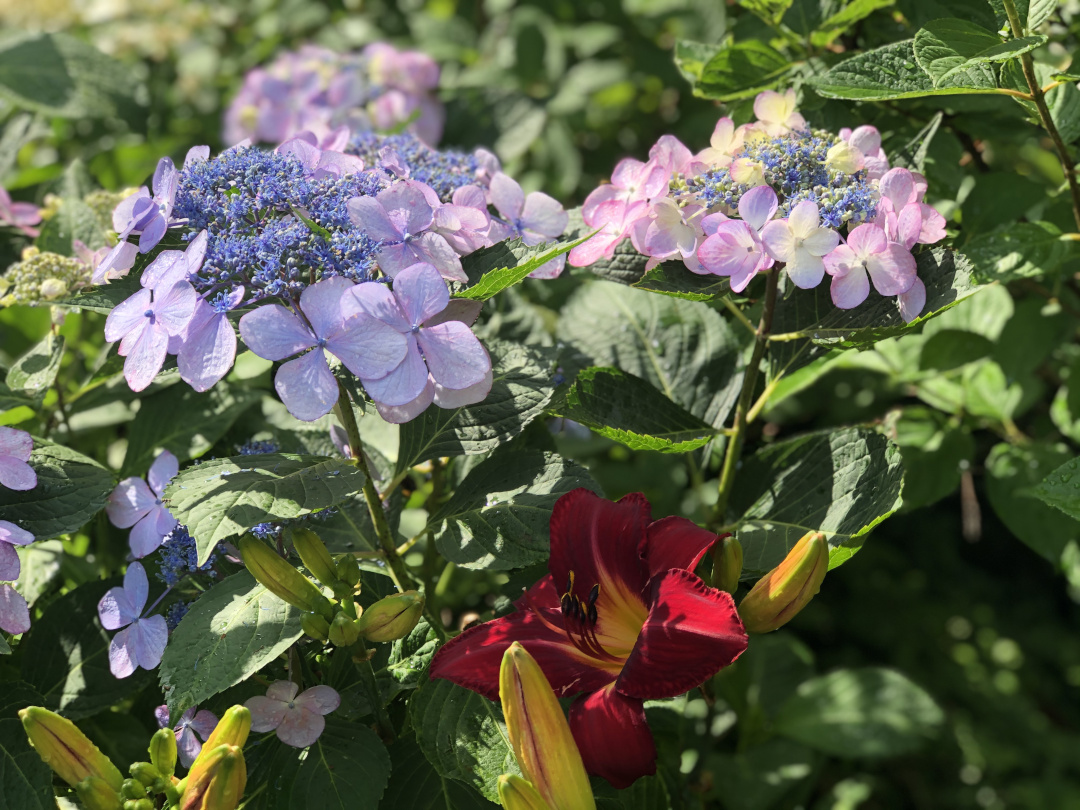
641 517 719 581
617 569 747 700
429 607 617 701
569 685 656 789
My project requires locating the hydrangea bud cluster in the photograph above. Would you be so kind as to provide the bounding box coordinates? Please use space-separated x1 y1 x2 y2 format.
223 43 443 147
0 247 93 307
572 89 947 321
95 129 568 423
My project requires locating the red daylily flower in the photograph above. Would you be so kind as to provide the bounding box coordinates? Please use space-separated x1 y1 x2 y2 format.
430 489 749 788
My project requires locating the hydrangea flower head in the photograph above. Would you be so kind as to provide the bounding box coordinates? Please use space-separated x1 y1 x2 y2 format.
753 89 806 136
487 172 569 279
696 185 778 291
824 223 916 309
0 427 36 491
245 681 341 748
104 281 196 392
97 562 168 678
106 450 179 558
761 201 841 289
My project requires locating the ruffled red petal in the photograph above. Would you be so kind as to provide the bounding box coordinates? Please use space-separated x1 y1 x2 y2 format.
513 573 560 611
641 516 720 580
616 568 748 700
569 684 656 789
548 489 651 619
429 607 617 701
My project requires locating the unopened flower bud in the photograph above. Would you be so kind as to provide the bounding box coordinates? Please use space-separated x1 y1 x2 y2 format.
148 727 177 778
180 745 246 810
825 141 864 174
300 612 330 642
121 778 148 799
76 776 123 810
355 590 424 642
123 800 154 810
290 528 346 596
500 643 595 810
498 774 552 810
336 555 361 590
187 706 250 790
239 536 334 620
739 531 828 633
20 706 124 790
712 533 743 595
129 761 161 788
328 611 361 647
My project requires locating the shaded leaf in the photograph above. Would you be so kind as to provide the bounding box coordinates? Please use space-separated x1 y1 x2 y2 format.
0 682 54 810
632 262 731 302
383 733 498 810
695 41 791 101
5 334 63 406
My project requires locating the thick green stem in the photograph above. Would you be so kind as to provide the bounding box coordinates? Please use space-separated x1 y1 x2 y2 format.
350 638 396 742
1002 0 1080 231
713 271 780 525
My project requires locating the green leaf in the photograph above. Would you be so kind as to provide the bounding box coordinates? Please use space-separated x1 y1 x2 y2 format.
0 31 139 118
288 718 391 810
989 0 1058 32
673 40 722 85
966 221 1073 282
560 367 719 453
159 572 303 721
889 112 943 174
5 333 63 405
714 632 815 721
730 427 904 576
383 733 498 810
632 261 731 302
811 0 896 47
913 20 1044 87
0 682 55 810
36 199 105 256
1034 457 1080 525
52 273 141 313
15 540 64 608
558 281 744 430
163 453 366 565
429 448 601 570
740 0 795 25
695 41 791 101
887 409 973 510
457 237 585 301
705 739 816 810
20 579 150 718
809 39 1010 100
411 678 518 803
122 384 263 474
395 340 558 475
773 668 944 757
985 442 1078 562
0 440 113 539
380 619 441 701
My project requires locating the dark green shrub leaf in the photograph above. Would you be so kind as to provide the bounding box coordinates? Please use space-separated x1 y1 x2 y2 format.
695 41 791 101
457 236 586 301
5 334 63 406
383 733 498 810
632 262 731 302
966 221 1074 282
0 682 54 810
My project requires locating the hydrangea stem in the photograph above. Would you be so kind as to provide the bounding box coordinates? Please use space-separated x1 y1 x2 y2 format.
712 269 780 526
1002 0 1080 231
350 638 396 742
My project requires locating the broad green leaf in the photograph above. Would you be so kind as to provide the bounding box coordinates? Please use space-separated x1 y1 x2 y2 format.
5 333 63 405
887 408 973 510
159 572 303 721
961 172 1045 236
383 733 498 810
560 367 719 453
632 261 731 302
163 453 366 565
1034 457 1080 525
558 281 744 430
714 632 815 721
0 440 113 539
0 381 34 413
122 384 263 474
811 0 895 47
695 41 791 101
740 0 795 25
673 40 722 84
809 39 1010 100
380 619 441 701
15 540 64 608
288 718 391 810
1001 59 1080 143
913 20 1045 87
0 682 54 810
20 578 150 718
53 274 141 313
0 31 139 118
411 678 518 803
36 199 105 256
730 427 904 576
889 112 943 173
595 775 671 809
705 739 816 810
456 236 585 301
966 221 1074 282
773 668 944 757
985 442 1078 562
429 448 601 570
920 282 1013 343
989 0 1058 32
395 341 558 475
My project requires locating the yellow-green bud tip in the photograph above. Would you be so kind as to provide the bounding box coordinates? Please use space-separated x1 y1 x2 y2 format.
738 531 828 633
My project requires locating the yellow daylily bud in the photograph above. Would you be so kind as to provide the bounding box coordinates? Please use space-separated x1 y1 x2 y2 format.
328 611 361 647
336 555 361 591
712 533 743 595
75 776 123 810
301 612 331 642
500 643 595 810
738 531 828 633
149 727 178 778
355 591 424 642
187 706 250 788
179 744 246 810
290 528 347 596
498 775 553 810
20 706 124 790
239 535 334 620
825 141 864 174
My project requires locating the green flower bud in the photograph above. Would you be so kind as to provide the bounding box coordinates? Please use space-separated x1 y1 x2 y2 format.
76 776 123 810
336 555 361 591
180 744 246 810
328 611 361 647
239 536 334 620
712 534 743 595
129 761 161 788
20 706 124 790
123 800 155 810
290 528 346 595
355 590 424 642
121 778 148 799
148 727 177 778
301 612 331 642
739 531 828 633
498 775 553 810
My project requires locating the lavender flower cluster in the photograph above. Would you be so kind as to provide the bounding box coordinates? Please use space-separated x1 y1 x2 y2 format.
224 43 444 147
94 129 567 423
572 89 947 321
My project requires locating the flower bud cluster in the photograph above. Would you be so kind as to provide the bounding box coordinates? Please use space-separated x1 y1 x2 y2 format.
572 89 947 322
0 246 91 307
